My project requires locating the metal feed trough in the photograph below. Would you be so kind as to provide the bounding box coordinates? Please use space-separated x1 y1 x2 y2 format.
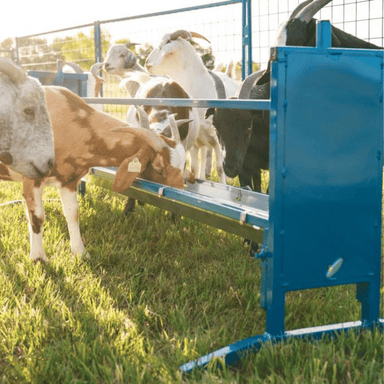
33 21 384 372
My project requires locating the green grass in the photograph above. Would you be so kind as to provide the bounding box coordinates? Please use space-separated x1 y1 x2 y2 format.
0 179 383 383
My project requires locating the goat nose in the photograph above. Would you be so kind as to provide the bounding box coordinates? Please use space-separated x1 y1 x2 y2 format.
0 151 13 165
104 63 109 69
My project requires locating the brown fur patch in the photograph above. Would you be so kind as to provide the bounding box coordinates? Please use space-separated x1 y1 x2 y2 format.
144 82 192 141
30 210 43 234
0 163 10 180
57 87 94 129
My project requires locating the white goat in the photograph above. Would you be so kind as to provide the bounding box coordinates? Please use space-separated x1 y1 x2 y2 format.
0 86 192 262
104 43 146 78
145 30 240 183
0 58 54 179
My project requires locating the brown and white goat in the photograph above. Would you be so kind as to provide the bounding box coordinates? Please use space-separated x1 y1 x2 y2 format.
126 75 199 163
0 86 192 262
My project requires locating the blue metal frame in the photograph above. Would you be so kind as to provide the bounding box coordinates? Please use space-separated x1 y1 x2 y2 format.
179 21 384 372
242 0 252 79
29 70 88 97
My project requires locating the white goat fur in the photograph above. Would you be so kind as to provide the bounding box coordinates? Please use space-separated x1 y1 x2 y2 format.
145 33 240 183
0 86 189 262
0 59 54 179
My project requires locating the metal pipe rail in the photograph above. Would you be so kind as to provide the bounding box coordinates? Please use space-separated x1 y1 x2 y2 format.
83 97 271 111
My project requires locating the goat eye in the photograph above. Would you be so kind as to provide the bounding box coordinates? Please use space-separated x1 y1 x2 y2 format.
24 107 35 118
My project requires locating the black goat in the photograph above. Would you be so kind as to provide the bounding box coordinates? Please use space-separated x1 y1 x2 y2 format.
207 0 382 193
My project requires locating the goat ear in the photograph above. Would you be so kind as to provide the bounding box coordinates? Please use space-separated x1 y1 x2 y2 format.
124 52 137 69
184 169 195 184
112 152 150 193
205 108 215 119
179 123 189 141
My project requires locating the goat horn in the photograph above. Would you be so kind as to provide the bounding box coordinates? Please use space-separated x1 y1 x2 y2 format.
169 30 211 43
238 69 265 99
0 58 28 84
135 106 150 129
190 32 211 43
168 114 181 144
169 30 192 41
208 70 226 99
176 119 193 127
288 0 314 20
90 63 104 79
63 61 84 73
125 42 139 49
296 0 332 23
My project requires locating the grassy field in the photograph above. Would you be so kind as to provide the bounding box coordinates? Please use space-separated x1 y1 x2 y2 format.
0 177 383 383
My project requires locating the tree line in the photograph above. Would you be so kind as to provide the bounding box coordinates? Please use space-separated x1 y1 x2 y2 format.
0 29 217 73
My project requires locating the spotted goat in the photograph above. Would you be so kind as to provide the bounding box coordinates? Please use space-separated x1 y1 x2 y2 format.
0 86 192 262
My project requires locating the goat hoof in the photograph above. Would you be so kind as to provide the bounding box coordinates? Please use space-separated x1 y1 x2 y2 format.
124 198 136 214
32 256 48 264
243 239 260 257
170 213 179 223
30 253 48 264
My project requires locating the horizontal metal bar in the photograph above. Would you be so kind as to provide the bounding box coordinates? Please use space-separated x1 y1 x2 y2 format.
83 97 271 110
17 1 242 40
100 1 242 26
180 318 384 373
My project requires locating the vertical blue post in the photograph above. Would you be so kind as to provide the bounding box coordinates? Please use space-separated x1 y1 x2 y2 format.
94 21 102 63
94 21 103 96
242 0 253 79
316 20 332 48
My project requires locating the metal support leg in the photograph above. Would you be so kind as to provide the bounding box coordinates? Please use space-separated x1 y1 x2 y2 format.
357 282 380 327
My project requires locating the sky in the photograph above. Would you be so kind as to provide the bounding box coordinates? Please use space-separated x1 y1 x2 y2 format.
0 0 222 42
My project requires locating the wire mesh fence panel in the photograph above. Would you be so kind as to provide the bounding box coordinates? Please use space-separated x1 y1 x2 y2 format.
0 49 16 61
16 26 96 72
8 0 383 122
98 2 243 121
252 0 384 69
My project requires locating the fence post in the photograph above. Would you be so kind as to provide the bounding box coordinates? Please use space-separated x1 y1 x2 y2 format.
14 37 20 64
94 21 102 63
242 0 252 79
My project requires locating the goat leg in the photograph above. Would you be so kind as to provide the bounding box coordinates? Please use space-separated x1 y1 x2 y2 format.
23 179 47 262
59 185 88 258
